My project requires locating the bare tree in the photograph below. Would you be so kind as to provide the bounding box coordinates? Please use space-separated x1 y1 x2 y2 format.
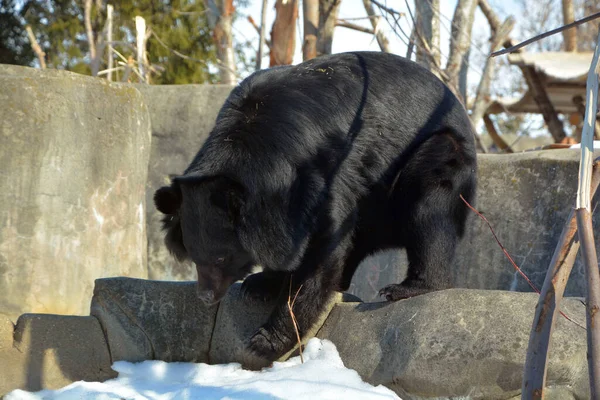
445 0 478 102
270 0 299 66
562 0 577 51
415 0 441 74
362 0 390 52
303 0 319 60
316 0 341 56
205 0 237 84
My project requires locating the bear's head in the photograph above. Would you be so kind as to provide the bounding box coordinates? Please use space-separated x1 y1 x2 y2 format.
154 175 255 304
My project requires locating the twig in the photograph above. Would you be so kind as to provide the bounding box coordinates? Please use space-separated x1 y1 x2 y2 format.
491 10 600 57
287 279 304 363
460 195 583 328
336 20 375 34
25 25 46 69
247 16 272 48
482 114 514 153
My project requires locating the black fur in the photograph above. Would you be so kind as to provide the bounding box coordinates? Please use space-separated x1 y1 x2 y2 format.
154 51 477 360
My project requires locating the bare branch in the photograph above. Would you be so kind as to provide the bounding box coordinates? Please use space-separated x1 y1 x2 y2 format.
478 0 501 33
25 25 46 69
336 20 375 34
256 0 268 70
107 4 114 81
492 10 600 57
482 115 514 153
247 16 272 47
444 0 478 102
84 0 96 75
362 0 390 52
470 17 515 127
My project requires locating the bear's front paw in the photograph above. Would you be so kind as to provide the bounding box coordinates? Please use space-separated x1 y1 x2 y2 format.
246 327 290 360
240 272 282 303
378 283 433 301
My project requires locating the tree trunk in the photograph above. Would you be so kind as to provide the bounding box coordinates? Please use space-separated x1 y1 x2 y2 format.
303 0 319 60
415 0 440 73
270 0 298 66
562 0 577 52
445 0 478 102
205 0 237 84
107 4 114 81
316 0 341 57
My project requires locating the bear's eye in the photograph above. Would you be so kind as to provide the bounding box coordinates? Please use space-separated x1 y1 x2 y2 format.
215 256 226 265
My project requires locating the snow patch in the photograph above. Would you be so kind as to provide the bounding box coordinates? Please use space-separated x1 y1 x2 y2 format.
5 338 400 400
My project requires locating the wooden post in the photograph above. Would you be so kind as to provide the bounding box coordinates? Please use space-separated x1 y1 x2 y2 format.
522 158 600 398
575 29 600 398
520 66 567 143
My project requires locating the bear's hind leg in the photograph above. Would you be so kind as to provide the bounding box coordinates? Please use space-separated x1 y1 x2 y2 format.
379 209 458 301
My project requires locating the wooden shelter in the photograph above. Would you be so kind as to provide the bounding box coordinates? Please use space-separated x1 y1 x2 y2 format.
485 51 595 143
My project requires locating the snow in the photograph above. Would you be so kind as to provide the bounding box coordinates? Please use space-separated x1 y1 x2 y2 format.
508 52 593 82
570 141 600 149
5 338 400 400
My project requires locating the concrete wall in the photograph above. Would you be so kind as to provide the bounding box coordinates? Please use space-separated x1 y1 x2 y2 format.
350 150 600 301
0 65 151 319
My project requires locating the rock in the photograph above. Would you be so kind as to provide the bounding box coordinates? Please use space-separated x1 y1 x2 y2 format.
317 289 589 400
0 65 151 319
135 84 234 282
350 149 600 301
208 283 346 370
0 313 115 395
90 277 218 363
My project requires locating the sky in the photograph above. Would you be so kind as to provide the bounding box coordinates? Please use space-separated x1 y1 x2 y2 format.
235 0 523 84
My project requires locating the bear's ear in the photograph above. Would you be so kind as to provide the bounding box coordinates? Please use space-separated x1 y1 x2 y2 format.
154 185 182 215
207 177 246 220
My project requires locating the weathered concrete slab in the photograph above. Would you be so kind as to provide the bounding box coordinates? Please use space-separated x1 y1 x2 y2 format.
90 277 218 363
350 149 600 301
0 65 151 319
136 84 234 282
208 283 347 369
317 289 589 400
0 313 115 395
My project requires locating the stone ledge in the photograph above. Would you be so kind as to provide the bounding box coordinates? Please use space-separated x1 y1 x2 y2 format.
0 313 115 396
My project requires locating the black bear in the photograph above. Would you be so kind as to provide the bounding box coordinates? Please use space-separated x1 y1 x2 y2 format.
154 51 477 361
